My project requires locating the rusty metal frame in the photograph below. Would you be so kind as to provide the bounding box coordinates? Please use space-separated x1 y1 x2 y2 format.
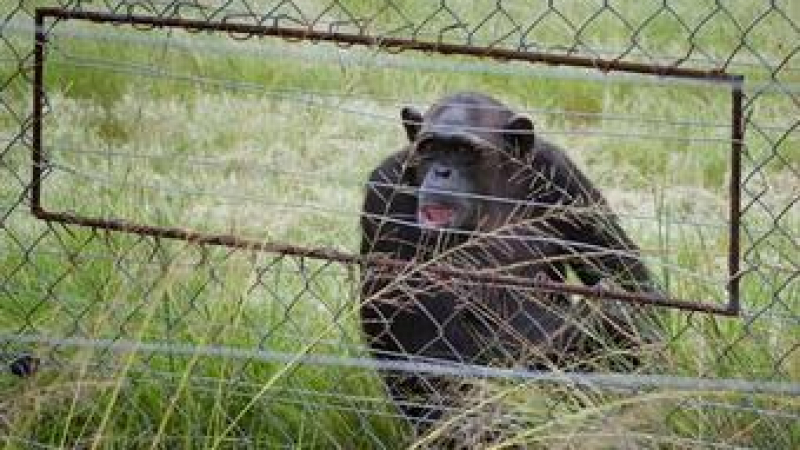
32 7 744 316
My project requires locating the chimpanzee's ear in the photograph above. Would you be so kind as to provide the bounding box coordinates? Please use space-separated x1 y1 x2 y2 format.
401 106 423 142
504 114 534 157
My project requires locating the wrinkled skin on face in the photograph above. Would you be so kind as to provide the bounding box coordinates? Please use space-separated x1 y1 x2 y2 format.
401 94 534 231
415 143 481 229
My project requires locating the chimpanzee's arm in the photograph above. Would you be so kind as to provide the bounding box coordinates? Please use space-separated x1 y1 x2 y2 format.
567 207 661 294
528 142 661 295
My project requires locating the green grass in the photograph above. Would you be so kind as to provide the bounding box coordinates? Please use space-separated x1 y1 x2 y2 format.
1 0 799 448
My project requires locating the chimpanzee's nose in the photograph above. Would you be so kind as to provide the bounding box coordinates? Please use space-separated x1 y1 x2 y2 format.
434 168 451 178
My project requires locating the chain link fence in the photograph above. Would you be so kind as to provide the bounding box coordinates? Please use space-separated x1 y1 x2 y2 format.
1 1 798 448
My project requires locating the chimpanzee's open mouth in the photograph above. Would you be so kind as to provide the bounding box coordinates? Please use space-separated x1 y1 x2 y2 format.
419 204 456 228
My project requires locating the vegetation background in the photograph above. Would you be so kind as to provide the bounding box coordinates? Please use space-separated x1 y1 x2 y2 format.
0 0 797 448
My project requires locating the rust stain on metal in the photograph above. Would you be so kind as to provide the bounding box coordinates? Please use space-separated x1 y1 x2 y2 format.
31 8 745 316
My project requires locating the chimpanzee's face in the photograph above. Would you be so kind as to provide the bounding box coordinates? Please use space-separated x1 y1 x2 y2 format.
413 138 486 230
401 102 534 231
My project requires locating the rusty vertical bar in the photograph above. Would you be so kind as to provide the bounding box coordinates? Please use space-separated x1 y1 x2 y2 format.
31 10 46 215
727 77 744 315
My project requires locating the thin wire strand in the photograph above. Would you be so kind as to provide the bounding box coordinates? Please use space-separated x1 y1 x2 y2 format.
6 16 799 93
45 52 741 145
23 21 795 132
4 334 799 396
50 146 736 231
2 262 791 325
46 160 732 286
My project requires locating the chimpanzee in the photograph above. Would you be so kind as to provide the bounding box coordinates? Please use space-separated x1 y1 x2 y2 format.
359 92 661 430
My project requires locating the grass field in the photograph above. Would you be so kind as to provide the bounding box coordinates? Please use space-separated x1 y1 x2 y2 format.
1 1 798 448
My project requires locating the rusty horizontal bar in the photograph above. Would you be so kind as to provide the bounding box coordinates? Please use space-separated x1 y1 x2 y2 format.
31 7 742 317
32 209 736 316
36 7 741 83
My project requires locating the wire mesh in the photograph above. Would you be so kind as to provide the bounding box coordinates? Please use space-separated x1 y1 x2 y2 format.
1 1 798 448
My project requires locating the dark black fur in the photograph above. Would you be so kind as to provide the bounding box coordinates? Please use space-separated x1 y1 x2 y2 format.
360 93 660 428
